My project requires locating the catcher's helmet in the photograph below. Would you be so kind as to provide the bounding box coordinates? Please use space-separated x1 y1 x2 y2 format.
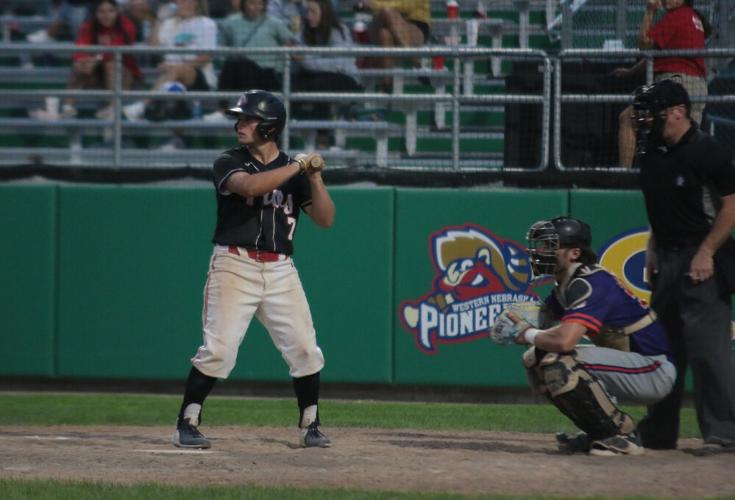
526 217 594 276
225 90 286 140
632 78 690 154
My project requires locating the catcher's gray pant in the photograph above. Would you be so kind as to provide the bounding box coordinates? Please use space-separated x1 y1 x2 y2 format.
575 345 676 406
191 245 325 379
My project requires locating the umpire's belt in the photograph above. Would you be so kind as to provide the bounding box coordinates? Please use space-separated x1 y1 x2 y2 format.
228 245 289 262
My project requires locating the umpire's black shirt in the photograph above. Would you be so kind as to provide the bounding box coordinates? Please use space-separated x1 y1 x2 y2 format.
638 125 735 248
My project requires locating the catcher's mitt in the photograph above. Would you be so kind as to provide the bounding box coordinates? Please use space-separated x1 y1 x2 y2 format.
489 301 547 345
295 153 325 174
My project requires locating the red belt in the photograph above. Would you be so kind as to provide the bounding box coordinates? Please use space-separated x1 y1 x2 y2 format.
228 245 286 262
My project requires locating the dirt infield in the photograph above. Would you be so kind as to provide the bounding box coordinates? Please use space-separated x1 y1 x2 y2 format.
0 425 733 497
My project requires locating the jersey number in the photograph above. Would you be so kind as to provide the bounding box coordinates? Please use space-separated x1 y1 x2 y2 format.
287 216 296 240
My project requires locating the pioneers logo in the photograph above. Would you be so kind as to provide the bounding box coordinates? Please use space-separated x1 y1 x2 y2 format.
598 227 651 304
399 224 543 353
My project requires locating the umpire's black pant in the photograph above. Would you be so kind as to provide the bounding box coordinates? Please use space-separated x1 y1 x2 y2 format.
638 244 735 448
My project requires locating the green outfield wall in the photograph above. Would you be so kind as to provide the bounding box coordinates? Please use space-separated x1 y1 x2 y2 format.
2 184 732 388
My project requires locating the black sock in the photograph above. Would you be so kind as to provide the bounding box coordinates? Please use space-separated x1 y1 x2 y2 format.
178 366 217 421
292 371 320 425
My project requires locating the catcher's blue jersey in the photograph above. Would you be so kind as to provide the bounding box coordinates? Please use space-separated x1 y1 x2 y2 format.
545 265 672 359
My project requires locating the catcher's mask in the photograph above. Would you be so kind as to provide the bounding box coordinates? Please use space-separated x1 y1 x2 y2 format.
526 217 594 277
631 78 690 155
225 89 286 140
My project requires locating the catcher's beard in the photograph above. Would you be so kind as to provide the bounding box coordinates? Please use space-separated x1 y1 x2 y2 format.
529 250 556 277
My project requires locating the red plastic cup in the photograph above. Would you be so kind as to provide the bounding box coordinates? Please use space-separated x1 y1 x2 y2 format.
446 0 459 19
432 55 446 70
352 21 369 44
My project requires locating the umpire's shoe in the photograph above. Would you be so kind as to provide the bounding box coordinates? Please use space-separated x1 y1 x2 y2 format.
589 432 644 456
173 417 211 449
301 422 331 448
687 436 735 456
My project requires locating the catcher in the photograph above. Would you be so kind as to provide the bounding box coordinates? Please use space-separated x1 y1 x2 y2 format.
491 216 676 456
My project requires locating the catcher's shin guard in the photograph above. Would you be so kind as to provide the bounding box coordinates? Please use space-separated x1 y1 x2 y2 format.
523 346 547 393
526 348 635 440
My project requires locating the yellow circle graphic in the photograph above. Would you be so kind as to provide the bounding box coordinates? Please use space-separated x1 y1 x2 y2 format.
598 229 651 304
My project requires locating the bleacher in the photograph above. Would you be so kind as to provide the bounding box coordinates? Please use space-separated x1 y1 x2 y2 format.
0 0 553 170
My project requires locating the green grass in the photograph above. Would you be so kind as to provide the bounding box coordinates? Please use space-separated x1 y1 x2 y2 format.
0 479 505 500
0 479 677 500
0 393 699 436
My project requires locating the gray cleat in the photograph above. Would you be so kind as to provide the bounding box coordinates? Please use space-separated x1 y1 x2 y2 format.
300 422 331 448
173 417 211 449
590 433 644 456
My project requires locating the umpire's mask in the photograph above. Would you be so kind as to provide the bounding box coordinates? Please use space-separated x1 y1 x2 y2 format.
631 78 691 155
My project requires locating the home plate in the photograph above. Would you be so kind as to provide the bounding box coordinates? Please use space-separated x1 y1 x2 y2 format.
133 449 216 454
23 435 75 441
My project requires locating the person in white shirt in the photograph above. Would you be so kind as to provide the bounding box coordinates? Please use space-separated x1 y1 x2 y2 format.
123 0 218 122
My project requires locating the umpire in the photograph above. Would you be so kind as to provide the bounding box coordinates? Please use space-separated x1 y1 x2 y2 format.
633 78 735 455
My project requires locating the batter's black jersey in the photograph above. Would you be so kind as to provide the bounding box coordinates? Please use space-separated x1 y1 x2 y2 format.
638 126 735 247
211 147 312 255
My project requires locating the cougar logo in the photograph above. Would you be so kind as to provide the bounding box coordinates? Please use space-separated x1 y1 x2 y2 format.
399 224 542 353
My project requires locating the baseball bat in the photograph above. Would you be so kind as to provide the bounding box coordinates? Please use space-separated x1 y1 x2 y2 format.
309 155 324 169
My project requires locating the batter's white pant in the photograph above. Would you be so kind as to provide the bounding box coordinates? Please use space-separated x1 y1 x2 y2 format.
191 245 325 379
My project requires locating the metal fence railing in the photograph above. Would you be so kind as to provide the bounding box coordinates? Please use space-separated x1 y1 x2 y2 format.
1 42 734 174
555 48 735 171
0 43 551 172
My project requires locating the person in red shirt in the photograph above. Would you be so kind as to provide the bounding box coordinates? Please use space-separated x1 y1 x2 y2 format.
32 0 141 121
614 0 711 168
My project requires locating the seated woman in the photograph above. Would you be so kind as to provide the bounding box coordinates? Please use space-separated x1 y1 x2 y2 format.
364 0 430 91
289 0 363 146
292 0 363 122
203 0 296 121
220 0 295 90
30 0 141 121
123 0 218 122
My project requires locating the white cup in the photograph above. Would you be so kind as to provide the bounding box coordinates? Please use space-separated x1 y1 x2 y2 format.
466 19 479 46
603 39 624 51
45 97 60 118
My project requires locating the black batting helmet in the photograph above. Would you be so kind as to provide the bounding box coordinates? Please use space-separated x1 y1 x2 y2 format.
526 217 596 276
225 90 286 140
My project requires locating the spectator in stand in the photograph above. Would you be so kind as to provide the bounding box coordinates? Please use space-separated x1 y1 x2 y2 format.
30 0 142 121
292 0 363 146
123 0 218 125
203 0 296 122
208 0 240 17
26 1 94 43
122 0 159 43
613 0 710 168
293 0 362 103
269 0 306 33
362 0 430 92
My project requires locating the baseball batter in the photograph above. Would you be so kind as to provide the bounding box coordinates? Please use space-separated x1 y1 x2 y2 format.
493 217 676 456
173 90 335 449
